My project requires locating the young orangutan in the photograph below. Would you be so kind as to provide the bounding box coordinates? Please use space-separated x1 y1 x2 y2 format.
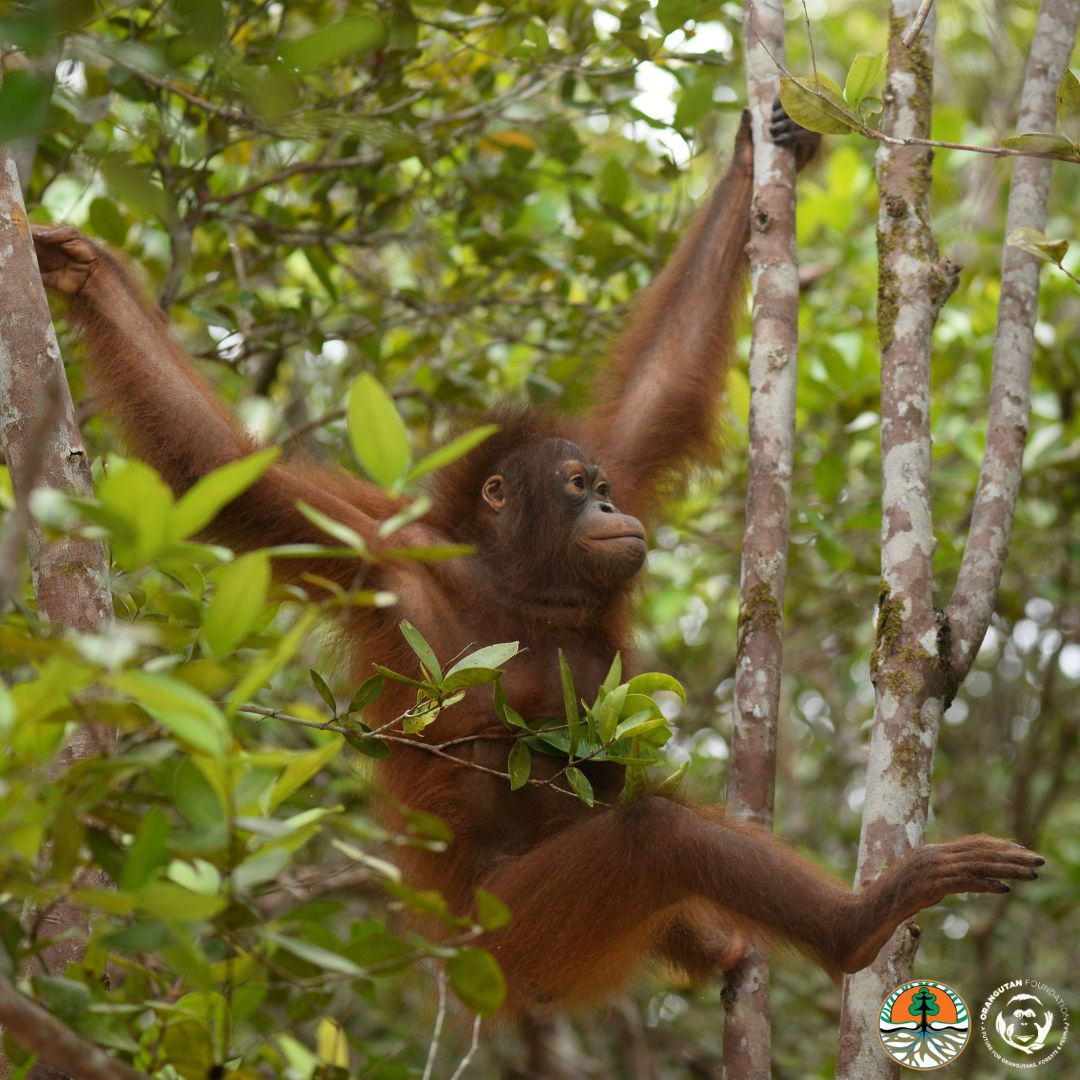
31 107 1042 1012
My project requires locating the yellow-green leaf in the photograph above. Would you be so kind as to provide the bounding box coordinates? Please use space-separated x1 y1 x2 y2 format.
347 373 411 489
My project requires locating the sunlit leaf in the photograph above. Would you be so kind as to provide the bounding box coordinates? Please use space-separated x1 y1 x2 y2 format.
779 75 856 135
347 373 411 488
204 552 270 658
844 52 885 107
406 425 499 483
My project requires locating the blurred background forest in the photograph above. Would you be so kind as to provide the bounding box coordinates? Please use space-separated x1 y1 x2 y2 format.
0 0 1078 1076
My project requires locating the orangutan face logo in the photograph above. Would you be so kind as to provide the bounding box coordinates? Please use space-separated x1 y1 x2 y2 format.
981 980 1069 1068
995 994 1054 1055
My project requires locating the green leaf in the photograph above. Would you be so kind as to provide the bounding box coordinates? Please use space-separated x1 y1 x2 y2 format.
0 70 51 143
119 806 170 890
656 0 704 36
614 713 669 741
565 766 594 807
406 425 499 483
302 248 338 301
475 890 512 931
171 448 280 541
136 882 224 921
600 652 623 696
100 154 176 226
445 641 519 680
229 607 319 713
779 75 856 135
372 664 432 690
203 551 269 658
295 500 368 552
265 932 365 976
280 13 386 72
507 741 531 790
309 669 337 714
999 132 1079 158
400 620 442 682
843 52 885 107
110 672 230 756
598 157 629 206
97 458 175 564
378 493 432 538
558 649 580 758
344 723 391 759
347 375 411 489
447 948 506 1016
1007 226 1069 265
347 674 385 713
1057 68 1080 143
443 667 503 691
87 197 128 246
379 543 476 562
674 74 716 130
270 734 341 812
594 684 628 743
626 672 686 703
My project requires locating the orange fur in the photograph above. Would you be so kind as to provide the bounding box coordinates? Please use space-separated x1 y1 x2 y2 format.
32 115 1042 1015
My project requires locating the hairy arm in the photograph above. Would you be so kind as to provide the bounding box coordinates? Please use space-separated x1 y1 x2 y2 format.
33 226 403 579
583 108 818 520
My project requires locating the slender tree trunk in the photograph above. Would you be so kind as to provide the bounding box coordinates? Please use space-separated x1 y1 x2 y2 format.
722 1 802 1075
835 8 955 1075
0 147 113 1080
835 0 1077 1072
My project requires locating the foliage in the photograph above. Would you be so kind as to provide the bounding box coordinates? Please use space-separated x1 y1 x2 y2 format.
0 0 1078 1075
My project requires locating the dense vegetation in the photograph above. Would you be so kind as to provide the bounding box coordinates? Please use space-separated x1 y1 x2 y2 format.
0 0 1077 1076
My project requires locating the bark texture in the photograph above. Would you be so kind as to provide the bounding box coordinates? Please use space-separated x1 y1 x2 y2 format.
945 0 1080 677
0 150 113 1080
836 0 1076 1073
0 974 148 1080
723 0 801 1074
836 6 951 1076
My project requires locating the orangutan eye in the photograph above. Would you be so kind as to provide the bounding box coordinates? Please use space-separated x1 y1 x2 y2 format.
596 483 610 499
571 475 586 490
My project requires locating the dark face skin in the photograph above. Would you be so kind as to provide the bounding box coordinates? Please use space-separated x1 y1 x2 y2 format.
481 440 647 593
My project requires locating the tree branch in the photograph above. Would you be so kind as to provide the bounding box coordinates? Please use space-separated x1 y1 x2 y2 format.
0 973 149 1080
723 0 802 1072
945 0 1080 680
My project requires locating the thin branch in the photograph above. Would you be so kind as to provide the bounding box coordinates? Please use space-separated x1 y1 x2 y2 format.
0 973 149 1080
945 0 1080 679
447 1015 482 1080
902 0 937 46
422 971 447 1080
203 151 384 207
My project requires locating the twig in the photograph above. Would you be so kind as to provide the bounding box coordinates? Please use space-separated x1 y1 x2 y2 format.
203 152 384 207
902 0 937 46
447 1015 482 1080
0 972 149 1080
422 970 447 1080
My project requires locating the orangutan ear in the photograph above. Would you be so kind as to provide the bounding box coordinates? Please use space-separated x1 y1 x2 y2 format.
482 475 507 512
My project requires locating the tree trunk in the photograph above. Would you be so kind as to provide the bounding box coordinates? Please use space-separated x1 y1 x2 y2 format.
722 3 802 1076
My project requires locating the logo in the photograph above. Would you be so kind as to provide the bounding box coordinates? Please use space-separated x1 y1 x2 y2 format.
877 980 971 1070
980 979 1070 1068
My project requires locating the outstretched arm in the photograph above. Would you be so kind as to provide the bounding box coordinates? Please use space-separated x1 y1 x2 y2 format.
582 107 819 520
479 797 1042 1011
33 226 402 579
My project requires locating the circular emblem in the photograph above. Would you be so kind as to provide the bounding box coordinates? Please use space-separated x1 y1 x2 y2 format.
980 979 1070 1068
877 980 971 1070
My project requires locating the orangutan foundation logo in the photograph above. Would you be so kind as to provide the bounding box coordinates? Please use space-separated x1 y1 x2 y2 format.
980 980 1070 1068
877 980 971 1070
